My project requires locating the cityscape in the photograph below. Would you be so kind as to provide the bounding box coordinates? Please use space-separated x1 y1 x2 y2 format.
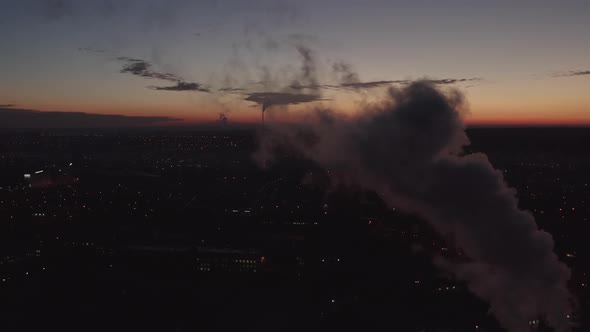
0 128 588 331
2 1 590 331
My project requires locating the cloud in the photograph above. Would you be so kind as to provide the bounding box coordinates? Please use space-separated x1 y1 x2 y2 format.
330 60 480 90
0 107 179 129
336 78 480 90
244 92 327 112
218 87 247 93
289 78 479 91
338 80 408 89
0 104 16 108
255 81 573 332
288 83 328 90
288 81 406 91
116 56 209 92
428 78 482 85
552 70 590 77
150 81 210 92
118 57 180 82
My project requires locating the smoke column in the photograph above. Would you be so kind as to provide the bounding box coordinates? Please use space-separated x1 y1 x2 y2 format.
255 81 573 332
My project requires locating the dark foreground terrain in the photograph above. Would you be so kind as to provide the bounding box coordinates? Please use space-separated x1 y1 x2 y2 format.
0 127 589 331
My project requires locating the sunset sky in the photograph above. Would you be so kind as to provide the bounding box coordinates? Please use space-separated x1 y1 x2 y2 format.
1 0 589 126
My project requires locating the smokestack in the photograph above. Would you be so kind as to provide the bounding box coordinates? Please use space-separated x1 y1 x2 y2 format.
218 113 228 126
255 81 574 332
262 102 268 124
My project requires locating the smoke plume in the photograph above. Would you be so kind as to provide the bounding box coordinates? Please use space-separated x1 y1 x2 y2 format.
255 81 573 332
243 43 327 121
291 45 319 88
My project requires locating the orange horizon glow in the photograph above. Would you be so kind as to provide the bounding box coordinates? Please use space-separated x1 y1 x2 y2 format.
8 97 590 127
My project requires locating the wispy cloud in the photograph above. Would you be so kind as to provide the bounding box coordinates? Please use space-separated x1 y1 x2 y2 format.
218 87 246 93
245 92 327 111
428 78 482 85
338 80 408 89
117 56 209 93
0 104 16 108
288 78 480 91
336 78 480 90
150 82 210 92
288 83 328 90
288 81 403 91
329 60 480 90
118 57 180 82
552 70 590 77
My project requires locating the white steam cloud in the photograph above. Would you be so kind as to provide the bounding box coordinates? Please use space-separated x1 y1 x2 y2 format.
255 81 574 332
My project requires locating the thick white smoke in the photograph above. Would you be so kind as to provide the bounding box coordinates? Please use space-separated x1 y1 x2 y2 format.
255 81 573 332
